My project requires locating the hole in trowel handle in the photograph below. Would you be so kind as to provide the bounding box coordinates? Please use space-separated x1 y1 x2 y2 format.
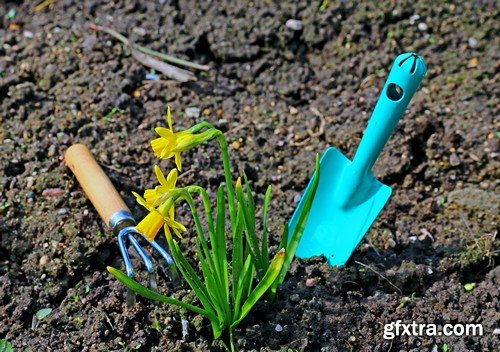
386 83 404 101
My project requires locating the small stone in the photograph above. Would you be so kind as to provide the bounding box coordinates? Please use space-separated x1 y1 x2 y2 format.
449 153 460 166
202 108 211 116
275 324 283 332
243 105 251 113
20 62 31 72
294 194 301 203
387 238 396 248
289 294 300 303
232 141 241 150
42 188 64 197
409 14 420 25
285 19 303 31
57 208 68 215
493 328 500 335
468 37 478 47
185 107 201 119
132 27 147 36
417 22 428 31
305 278 317 287
23 30 34 39
468 57 478 67
349 336 356 342
289 106 299 115
479 181 489 190
39 255 50 266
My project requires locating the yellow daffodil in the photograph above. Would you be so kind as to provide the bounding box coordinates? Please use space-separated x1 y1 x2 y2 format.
151 106 196 171
133 192 186 241
144 166 178 207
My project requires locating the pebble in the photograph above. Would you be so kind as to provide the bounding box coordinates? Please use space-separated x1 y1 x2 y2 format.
479 181 489 189
23 30 34 39
289 294 300 303
20 62 30 71
305 278 317 287
42 188 64 197
232 141 241 150
185 107 201 119
493 328 500 335
39 255 50 266
132 27 147 36
387 238 396 248
275 324 283 332
449 153 460 166
289 106 299 115
409 14 420 25
417 22 428 31
145 72 160 81
468 37 478 48
285 19 303 31
82 35 97 52
294 194 301 203
57 208 68 215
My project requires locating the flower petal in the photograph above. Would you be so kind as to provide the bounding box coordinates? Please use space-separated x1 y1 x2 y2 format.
166 168 178 189
151 137 169 157
154 165 168 188
136 210 164 241
174 152 182 171
155 127 175 139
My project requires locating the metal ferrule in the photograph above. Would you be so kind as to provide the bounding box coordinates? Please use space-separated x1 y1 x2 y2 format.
109 210 136 235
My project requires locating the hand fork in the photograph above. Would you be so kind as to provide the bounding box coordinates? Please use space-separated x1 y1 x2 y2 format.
64 144 179 306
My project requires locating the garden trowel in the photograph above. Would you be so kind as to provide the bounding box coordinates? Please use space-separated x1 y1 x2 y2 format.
288 53 427 266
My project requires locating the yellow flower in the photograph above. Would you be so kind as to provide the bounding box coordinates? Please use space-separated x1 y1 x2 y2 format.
151 106 196 171
133 192 186 241
144 166 178 207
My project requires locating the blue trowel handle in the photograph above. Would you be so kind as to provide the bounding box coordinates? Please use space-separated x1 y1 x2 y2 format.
351 53 427 176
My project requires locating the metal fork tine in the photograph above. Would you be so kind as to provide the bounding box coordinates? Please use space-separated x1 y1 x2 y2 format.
117 229 136 307
128 234 157 290
150 239 180 286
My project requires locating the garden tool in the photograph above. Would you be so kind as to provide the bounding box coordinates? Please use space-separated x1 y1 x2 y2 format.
289 53 427 266
64 144 179 305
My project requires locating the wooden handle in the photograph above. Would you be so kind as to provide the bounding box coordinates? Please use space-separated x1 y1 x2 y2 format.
64 144 130 226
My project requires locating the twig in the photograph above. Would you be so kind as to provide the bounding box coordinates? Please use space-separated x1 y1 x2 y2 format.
131 47 194 82
367 235 382 257
355 261 402 294
33 0 55 13
99 309 115 331
90 23 209 72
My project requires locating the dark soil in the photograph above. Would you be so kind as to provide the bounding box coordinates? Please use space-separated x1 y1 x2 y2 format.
1 1 498 351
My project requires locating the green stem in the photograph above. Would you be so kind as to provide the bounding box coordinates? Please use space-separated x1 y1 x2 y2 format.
230 328 236 352
217 134 236 232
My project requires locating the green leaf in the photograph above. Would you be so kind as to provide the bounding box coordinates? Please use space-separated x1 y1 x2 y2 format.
236 179 262 275
231 202 245 304
232 249 285 328
35 308 52 321
0 338 13 352
107 267 206 316
233 254 253 321
214 186 229 303
464 283 474 292
261 185 272 272
273 154 321 296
